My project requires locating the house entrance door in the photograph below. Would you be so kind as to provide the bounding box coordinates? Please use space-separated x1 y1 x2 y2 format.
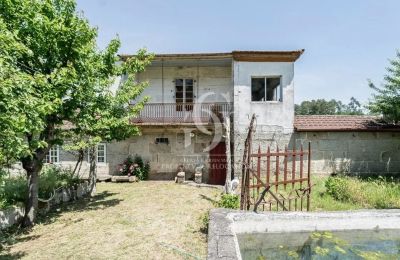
208 142 227 185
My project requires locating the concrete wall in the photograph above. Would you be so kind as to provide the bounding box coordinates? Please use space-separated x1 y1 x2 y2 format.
295 131 400 175
137 65 233 103
232 61 295 176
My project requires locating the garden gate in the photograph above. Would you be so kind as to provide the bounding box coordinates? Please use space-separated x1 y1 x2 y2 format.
240 115 312 212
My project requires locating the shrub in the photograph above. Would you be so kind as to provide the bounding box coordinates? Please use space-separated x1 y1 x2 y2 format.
133 155 150 180
0 175 27 208
39 165 81 198
325 176 353 201
0 165 81 208
117 155 150 180
216 194 240 209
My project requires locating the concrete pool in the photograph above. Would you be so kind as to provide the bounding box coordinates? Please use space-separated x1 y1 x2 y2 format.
207 209 400 259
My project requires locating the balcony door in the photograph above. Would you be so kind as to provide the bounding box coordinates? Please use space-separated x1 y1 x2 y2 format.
175 79 194 112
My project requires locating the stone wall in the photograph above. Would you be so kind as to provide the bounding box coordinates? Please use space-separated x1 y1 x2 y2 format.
232 126 294 177
294 131 400 175
57 127 215 181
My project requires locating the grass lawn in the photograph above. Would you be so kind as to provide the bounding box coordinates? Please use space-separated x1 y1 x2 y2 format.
0 181 220 260
1 176 398 259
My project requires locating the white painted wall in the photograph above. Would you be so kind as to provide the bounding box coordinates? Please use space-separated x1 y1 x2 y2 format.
136 66 233 103
233 61 295 133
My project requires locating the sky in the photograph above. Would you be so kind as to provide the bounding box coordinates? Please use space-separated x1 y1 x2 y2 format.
76 0 400 104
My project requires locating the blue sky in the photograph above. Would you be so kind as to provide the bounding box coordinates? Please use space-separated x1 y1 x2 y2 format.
76 0 400 104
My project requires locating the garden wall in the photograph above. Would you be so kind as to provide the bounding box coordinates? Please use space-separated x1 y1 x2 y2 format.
295 131 400 175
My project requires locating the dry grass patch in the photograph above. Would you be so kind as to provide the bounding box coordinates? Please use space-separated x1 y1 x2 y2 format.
0 181 220 260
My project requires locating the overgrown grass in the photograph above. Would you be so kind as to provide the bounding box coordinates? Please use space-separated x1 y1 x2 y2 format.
311 175 400 211
324 175 400 209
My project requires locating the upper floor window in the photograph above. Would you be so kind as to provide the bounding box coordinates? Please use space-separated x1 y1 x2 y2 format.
251 77 282 102
45 146 59 163
175 78 194 111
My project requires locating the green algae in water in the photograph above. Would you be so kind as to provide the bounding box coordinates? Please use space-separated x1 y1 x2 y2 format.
238 229 400 260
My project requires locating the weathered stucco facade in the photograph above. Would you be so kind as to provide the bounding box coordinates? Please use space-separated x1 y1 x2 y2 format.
232 60 296 176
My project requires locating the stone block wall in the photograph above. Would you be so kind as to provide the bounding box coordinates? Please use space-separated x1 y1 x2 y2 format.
294 131 400 175
232 125 294 178
60 127 215 181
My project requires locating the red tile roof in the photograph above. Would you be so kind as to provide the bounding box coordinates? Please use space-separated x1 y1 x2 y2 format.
294 115 400 132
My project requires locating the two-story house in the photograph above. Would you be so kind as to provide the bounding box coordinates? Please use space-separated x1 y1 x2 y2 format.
54 50 304 184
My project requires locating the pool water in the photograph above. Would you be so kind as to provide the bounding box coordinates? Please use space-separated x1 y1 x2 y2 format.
237 229 400 260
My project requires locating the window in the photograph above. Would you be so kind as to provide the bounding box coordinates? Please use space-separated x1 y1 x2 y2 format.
45 146 59 163
97 144 106 163
251 77 282 102
155 137 169 145
175 78 194 111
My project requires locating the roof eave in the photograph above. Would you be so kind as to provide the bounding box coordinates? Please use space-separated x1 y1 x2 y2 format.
119 49 305 62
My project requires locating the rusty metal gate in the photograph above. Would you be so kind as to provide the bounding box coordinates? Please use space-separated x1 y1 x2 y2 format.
240 115 312 212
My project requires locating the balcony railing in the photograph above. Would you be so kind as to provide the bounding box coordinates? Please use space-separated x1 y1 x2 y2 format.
132 102 232 124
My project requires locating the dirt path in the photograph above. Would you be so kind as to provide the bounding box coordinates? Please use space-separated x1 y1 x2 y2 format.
1 181 220 260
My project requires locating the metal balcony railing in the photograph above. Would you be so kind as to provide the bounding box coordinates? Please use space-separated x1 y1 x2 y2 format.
131 102 232 124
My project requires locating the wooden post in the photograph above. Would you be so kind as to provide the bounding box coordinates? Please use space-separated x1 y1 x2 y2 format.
240 114 256 210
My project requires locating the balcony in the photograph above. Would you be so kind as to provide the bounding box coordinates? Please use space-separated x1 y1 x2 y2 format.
131 102 232 125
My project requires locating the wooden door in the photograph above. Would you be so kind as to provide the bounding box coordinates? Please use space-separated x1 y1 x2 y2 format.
209 142 227 185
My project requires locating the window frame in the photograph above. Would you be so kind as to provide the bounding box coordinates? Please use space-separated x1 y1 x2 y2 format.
155 137 169 145
96 143 106 164
174 78 195 111
45 145 60 164
251 76 283 102
87 143 107 164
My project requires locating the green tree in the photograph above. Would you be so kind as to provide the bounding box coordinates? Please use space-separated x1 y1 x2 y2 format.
0 21 52 167
368 51 400 123
295 99 338 115
0 0 152 227
295 98 364 115
343 97 363 115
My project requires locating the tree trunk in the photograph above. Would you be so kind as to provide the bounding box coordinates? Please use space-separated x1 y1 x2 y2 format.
72 149 84 176
21 157 43 227
88 146 97 196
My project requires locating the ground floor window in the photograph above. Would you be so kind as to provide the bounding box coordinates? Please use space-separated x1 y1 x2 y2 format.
87 143 107 163
45 146 59 163
155 137 169 145
96 143 106 163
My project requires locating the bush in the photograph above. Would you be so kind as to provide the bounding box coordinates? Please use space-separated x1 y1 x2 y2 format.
0 175 27 208
118 155 150 180
216 194 240 209
325 176 353 201
39 165 81 198
0 165 81 209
